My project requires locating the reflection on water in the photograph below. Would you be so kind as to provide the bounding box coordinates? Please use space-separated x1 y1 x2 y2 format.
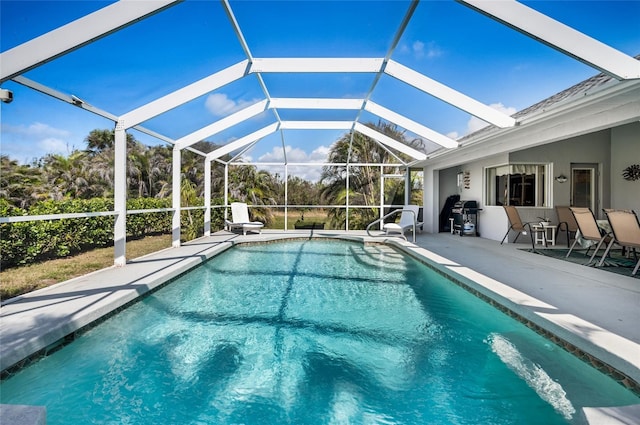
1 240 637 424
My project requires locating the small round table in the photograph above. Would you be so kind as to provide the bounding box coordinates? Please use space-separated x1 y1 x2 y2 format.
532 223 557 246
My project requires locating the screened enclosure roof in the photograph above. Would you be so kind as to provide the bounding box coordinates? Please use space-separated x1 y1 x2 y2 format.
1 0 639 179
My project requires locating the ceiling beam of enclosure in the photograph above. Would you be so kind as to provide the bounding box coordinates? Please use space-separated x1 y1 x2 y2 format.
458 0 640 80
175 95 460 151
119 56 491 154
10 75 214 158
204 120 427 163
3 0 638 169
0 0 182 83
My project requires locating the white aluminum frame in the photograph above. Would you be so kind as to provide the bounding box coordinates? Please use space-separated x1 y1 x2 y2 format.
3 0 638 266
0 0 181 83
459 0 640 80
249 58 384 73
121 60 250 128
364 101 458 149
384 60 517 128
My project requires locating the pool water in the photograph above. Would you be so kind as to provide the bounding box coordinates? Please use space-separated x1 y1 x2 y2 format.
1 239 637 424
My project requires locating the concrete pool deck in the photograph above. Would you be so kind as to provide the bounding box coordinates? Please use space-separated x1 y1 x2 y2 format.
1 230 639 423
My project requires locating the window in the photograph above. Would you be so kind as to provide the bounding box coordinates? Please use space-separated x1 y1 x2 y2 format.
485 164 549 207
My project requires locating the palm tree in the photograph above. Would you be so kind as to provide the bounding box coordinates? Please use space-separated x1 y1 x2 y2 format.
227 164 278 224
180 178 203 241
86 148 114 198
85 129 114 154
320 121 425 229
145 145 172 198
41 151 93 200
0 155 45 208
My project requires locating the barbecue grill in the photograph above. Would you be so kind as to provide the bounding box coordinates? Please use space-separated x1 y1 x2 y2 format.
451 200 481 236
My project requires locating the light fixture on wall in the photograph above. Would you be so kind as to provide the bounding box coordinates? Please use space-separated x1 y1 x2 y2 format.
457 170 471 190
555 174 567 183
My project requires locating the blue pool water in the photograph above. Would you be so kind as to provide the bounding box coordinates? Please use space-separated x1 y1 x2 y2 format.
1 239 638 424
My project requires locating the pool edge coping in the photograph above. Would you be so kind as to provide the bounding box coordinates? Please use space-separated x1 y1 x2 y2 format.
384 238 640 394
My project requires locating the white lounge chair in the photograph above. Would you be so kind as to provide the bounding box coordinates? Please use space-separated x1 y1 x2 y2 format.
225 202 264 235
383 205 421 240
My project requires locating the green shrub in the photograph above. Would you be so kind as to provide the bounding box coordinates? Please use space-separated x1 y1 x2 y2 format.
127 198 172 238
0 197 175 269
0 197 232 269
0 199 31 268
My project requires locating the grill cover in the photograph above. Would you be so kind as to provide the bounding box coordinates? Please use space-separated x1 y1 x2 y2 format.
451 200 480 236
452 200 479 214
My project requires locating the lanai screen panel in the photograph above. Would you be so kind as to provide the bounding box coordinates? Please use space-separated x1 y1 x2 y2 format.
1 0 638 165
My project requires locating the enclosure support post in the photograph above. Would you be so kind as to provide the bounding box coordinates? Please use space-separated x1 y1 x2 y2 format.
346 164 350 231
224 164 229 222
405 166 411 206
284 163 288 231
172 147 181 248
204 159 211 236
113 121 127 267
379 165 384 230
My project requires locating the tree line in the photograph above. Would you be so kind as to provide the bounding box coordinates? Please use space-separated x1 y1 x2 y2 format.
1 122 424 250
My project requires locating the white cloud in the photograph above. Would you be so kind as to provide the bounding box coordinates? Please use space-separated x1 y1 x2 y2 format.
204 93 259 116
404 40 442 60
4 122 71 139
412 40 425 59
425 41 443 59
446 131 459 140
255 145 330 182
1 122 73 161
38 138 70 154
464 103 517 135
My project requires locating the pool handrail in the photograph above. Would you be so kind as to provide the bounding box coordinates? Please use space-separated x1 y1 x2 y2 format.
366 208 417 243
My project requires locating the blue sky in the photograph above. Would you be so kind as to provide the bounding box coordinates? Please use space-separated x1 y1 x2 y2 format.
1 0 639 181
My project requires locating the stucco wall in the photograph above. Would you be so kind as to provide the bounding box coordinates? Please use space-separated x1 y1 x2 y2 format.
510 129 611 217
611 122 640 211
438 167 459 208
434 154 508 240
426 123 637 240
433 128 631 242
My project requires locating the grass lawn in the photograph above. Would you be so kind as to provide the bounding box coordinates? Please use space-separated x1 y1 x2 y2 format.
0 234 172 301
2 210 329 301
268 209 328 230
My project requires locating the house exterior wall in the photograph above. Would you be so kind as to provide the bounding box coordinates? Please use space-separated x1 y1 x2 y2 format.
468 154 509 241
422 81 640 240
426 153 508 239
438 167 458 209
611 122 640 212
428 124 638 243
509 129 611 219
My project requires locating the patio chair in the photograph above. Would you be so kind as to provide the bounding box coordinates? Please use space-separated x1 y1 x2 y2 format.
568 207 611 265
383 205 421 240
599 209 640 275
225 202 264 235
500 206 536 249
555 205 578 247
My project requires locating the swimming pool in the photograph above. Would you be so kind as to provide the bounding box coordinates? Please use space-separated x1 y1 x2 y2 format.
1 239 638 424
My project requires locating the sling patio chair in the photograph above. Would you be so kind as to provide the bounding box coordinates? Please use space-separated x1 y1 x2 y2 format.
383 205 422 241
500 205 536 250
568 207 612 266
556 205 579 248
225 202 264 235
599 209 640 275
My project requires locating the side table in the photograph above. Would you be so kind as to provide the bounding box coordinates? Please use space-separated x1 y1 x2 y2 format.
532 223 557 246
